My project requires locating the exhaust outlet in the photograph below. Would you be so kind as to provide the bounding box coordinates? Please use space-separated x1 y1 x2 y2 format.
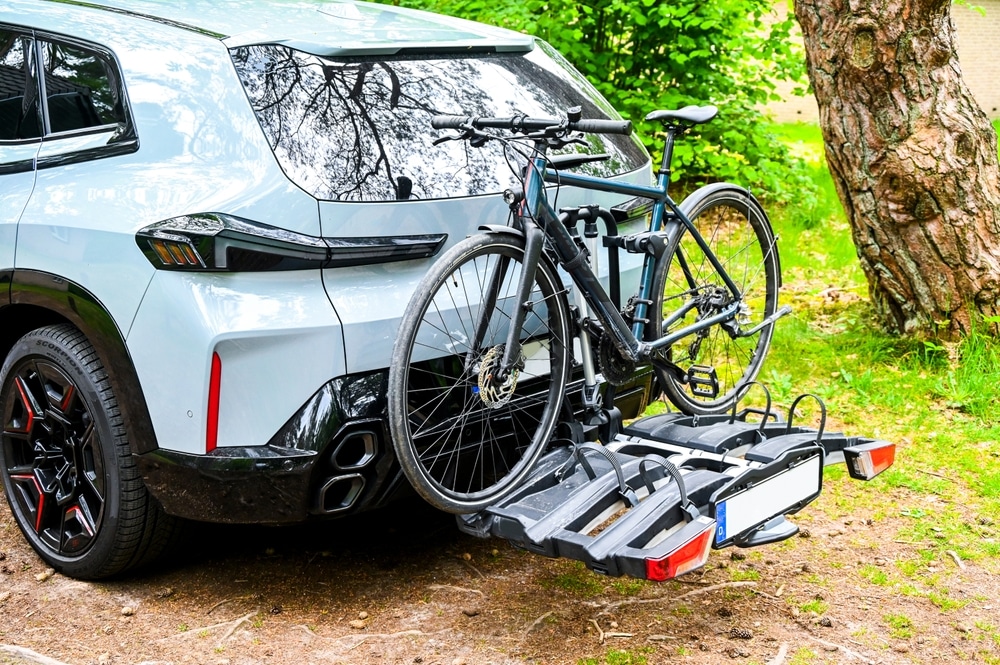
315 474 365 514
330 430 377 471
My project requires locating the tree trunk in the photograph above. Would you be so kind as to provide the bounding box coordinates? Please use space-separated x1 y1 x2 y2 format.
795 0 1000 337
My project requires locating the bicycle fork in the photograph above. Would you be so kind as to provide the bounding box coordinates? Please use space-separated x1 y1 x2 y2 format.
496 224 545 380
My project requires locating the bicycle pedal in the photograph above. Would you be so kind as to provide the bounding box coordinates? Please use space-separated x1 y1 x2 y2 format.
687 365 719 399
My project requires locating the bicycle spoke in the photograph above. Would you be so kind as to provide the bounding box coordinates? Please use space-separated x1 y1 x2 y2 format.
390 234 570 510
654 193 778 414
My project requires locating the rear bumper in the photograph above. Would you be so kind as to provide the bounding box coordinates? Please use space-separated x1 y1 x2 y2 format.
136 370 406 524
136 367 657 524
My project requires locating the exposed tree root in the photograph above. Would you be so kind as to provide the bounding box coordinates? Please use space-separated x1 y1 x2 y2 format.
596 580 758 613
157 610 259 645
0 645 72 665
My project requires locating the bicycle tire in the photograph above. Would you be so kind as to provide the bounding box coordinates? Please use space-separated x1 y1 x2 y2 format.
649 185 780 414
388 233 572 513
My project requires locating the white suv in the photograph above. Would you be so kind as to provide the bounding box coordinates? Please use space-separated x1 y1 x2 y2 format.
0 0 654 578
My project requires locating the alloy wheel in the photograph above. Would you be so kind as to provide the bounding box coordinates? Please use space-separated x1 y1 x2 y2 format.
3 359 105 558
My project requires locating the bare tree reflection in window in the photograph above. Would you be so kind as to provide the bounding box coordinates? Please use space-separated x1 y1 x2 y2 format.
231 46 646 203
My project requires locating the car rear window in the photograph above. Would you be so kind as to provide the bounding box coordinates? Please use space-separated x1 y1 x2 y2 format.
39 39 124 133
230 43 648 202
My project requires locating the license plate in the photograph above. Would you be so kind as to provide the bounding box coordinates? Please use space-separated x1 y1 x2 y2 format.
714 453 822 545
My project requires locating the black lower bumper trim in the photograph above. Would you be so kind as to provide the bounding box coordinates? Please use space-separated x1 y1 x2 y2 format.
136 446 319 524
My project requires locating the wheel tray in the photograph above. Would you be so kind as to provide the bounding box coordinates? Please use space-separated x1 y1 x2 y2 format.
460 409 894 581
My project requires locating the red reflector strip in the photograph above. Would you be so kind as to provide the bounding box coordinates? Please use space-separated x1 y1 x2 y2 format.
206 352 222 453
645 518 715 582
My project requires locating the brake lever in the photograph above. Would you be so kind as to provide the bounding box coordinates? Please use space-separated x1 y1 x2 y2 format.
546 133 589 150
432 127 493 148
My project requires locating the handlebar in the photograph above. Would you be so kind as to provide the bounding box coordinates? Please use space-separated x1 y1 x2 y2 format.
431 114 632 136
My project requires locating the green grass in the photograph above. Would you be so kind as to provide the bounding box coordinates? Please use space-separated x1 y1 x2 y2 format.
729 568 761 582
541 562 606 597
789 648 818 665
859 564 890 586
578 648 652 665
610 578 647 596
885 613 915 639
798 598 828 615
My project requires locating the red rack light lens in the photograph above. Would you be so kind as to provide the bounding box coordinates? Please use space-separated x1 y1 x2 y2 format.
645 521 715 582
847 441 896 480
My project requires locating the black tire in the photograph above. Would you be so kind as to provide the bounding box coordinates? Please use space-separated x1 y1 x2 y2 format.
0 325 180 579
388 233 572 513
650 186 780 414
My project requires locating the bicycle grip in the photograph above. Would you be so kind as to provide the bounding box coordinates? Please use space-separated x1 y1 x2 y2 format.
571 118 633 135
431 115 471 130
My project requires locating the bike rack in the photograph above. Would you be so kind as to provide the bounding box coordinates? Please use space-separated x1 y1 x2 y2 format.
460 390 895 581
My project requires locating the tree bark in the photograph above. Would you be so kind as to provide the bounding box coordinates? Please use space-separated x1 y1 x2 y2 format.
795 0 1000 337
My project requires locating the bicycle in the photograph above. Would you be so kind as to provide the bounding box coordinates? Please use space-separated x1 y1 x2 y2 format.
387 105 790 513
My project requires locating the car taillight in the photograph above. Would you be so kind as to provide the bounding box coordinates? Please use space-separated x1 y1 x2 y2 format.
844 440 896 480
645 517 715 581
136 213 446 272
147 234 204 268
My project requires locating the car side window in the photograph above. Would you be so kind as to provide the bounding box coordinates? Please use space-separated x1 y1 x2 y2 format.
0 29 41 141
38 38 124 134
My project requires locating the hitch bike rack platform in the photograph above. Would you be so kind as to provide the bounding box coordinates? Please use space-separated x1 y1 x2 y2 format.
459 401 895 582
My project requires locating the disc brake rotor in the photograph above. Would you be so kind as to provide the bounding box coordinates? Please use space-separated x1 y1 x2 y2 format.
477 345 524 408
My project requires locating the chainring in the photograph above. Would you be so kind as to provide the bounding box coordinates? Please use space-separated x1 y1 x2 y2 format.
598 334 636 386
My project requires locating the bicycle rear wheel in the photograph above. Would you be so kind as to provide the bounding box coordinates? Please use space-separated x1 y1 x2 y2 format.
388 233 572 513
650 185 780 414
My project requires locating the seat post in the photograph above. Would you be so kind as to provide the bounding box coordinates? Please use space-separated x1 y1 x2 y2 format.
658 125 681 192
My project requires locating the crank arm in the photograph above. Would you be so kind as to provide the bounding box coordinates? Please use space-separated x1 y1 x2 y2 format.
649 353 687 383
738 305 792 337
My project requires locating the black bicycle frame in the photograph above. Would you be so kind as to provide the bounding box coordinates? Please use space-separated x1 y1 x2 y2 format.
499 134 746 376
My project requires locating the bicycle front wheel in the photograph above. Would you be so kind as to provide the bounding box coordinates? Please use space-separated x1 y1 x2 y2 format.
650 185 780 414
388 233 572 513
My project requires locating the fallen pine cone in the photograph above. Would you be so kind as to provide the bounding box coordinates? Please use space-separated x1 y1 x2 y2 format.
729 627 753 640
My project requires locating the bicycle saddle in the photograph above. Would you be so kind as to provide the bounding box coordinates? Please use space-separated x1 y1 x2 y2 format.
645 105 718 125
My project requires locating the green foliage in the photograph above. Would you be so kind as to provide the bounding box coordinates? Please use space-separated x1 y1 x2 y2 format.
376 0 814 204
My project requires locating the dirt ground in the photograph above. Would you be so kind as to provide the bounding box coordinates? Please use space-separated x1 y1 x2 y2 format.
0 469 998 665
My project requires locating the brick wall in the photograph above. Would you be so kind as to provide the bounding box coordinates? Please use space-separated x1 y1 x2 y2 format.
768 2 1000 122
